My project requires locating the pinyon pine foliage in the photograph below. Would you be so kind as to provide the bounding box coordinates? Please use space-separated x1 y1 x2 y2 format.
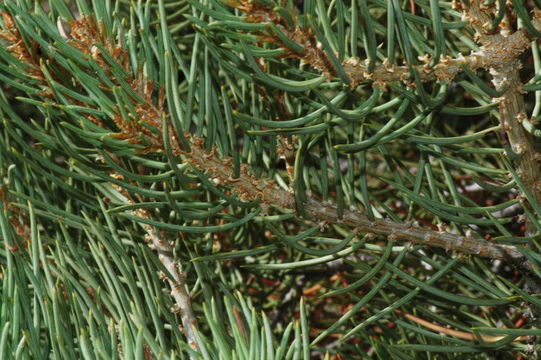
2 0 541 358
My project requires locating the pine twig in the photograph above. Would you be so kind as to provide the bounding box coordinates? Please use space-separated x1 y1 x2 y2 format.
0 4 532 268
136 209 200 356
304 199 526 263
110 170 201 354
227 0 539 87
183 137 531 267
394 309 528 343
228 0 335 77
463 1 541 236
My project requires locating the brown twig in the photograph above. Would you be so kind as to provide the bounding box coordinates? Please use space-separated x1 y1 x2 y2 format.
462 1 541 237
107 170 201 355
69 16 165 151
395 309 528 343
135 209 200 356
226 0 539 88
183 136 530 267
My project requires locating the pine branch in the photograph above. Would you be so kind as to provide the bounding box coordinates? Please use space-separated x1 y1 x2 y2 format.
109 169 201 354
182 136 529 266
135 209 200 356
462 1 541 236
218 0 541 256
0 12 43 82
1 13 200 351
0 7 531 270
3 0 541 357
227 0 335 77
228 0 540 88
343 25 533 87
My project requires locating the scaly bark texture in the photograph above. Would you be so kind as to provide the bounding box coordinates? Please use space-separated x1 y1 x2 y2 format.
183 136 529 266
463 1 541 235
137 209 200 356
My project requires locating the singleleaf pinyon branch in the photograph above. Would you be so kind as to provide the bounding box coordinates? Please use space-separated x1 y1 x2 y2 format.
226 0 541 234
222 0 541 250
229 0 540 95
227 0 541 187
0 12 44 82
0 8 533 275
226 0 335 77
2 2 541 356
180 136 530 267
